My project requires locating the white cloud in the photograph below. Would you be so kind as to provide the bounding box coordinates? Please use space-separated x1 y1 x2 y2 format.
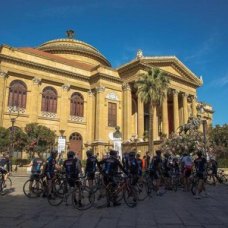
184 33 220 62
207 74 228 88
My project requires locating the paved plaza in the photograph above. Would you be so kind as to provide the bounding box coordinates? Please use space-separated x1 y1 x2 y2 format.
0 175 228 228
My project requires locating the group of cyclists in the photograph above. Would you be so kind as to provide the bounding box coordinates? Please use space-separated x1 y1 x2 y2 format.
0 147 221 206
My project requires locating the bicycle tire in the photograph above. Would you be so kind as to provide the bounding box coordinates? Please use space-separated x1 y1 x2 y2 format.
123 185 137 208
72 186 94 210
136 181 148 201
23 179 43 198
48 182 66 206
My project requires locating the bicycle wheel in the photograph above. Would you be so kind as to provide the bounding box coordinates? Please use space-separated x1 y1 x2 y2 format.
48 182 66 206
93 185 108 208
72 186 94 210
23 179 43 198
191 180 197 195
123 185 137 208
136 181 148 201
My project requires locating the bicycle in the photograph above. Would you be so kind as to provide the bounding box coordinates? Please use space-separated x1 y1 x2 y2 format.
48 175 94 210
23 174 44 198
94 174 138 208
0 171 12 193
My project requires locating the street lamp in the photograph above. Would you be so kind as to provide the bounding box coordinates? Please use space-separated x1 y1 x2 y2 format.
9 105 20 169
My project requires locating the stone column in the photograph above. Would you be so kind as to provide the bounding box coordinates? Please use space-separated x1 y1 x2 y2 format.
153 105 158 140
87 90 93 142
182 93 188 124
30 77 41 123
59 84 70 131
173 90 179 132
192 95 197 117
0 71 7 126
137 98 144 140
162 91 169 137
122 83 132 141
95 86 105 141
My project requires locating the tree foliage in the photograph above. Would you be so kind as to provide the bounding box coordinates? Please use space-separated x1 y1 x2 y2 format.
161 131 205 156
134 67 169 154
0 127 10 153
24 123 56 157
208 124 228 158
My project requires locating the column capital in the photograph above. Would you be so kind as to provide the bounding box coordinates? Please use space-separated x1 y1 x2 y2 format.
0 70 8 78
32 77 41 85
62 83 70 91
181 92 189 98
95 86 105 93
122 82 131 91
171 89 179 96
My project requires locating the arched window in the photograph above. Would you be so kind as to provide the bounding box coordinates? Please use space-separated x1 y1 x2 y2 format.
70 92 84 117
8 80 27 108
41 87 57 113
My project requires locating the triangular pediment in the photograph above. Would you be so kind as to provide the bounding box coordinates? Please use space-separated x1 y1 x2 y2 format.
117 56 203 88
140 57 202 87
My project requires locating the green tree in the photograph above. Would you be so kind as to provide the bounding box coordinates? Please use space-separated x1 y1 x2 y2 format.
25 123 56 158
208 124 228 158
13 127 28 152
0 127 10 153
134 67 169 154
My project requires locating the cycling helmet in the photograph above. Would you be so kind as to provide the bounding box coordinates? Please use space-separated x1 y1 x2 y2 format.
109 150 118 157
51 149 58 157
86 150 93 157
67 151 75 159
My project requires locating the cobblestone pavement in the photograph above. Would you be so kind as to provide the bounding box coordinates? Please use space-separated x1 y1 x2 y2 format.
0 176 228 228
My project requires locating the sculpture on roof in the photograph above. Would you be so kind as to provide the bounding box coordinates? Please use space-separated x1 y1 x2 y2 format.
136 49 143 59
66 30 75 39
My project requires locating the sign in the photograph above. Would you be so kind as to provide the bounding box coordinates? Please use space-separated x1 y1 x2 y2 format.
58 137 66 153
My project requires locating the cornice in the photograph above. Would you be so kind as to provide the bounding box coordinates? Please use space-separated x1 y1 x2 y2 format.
0 54 90 83
117 57 202 87
89 72 123 85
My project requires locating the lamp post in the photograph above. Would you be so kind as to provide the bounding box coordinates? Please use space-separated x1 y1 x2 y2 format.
9 105 20 170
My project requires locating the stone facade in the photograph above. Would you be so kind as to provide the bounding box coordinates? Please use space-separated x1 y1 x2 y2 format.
0 33 213 159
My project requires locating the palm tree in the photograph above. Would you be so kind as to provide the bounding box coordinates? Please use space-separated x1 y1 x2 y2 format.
134 67 169 155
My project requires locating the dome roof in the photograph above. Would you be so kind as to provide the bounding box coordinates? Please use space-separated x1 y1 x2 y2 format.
37 38 111 67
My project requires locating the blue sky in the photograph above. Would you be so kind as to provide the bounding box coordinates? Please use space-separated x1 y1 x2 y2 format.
0 0 227 125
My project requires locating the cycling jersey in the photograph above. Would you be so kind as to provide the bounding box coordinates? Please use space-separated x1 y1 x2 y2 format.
85 156 97 174
136 158 143 176
63 158 79 179
126 157 139 175
194 157 207 174
44 156 56 177
31 158 43 174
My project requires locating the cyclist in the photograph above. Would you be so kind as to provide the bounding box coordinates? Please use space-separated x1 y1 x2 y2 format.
136 153 143 177
24 154 44 195
181 151 193 192
98 149 127 207
63 151 81 187
149 150 163 196
0 153 10 188
122 152 129 170
208 157 219 185
194 151 208 199
163 152 172 189
125 151 139 185
85 149 98 188
42 149 59 198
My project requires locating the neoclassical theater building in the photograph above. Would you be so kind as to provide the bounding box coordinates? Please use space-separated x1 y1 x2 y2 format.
0 31 213 159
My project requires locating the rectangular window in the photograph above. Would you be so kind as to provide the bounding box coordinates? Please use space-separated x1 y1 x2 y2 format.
108 102 117 127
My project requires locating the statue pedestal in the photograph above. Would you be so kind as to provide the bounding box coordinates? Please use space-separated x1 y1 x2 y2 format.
112 138 122 160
